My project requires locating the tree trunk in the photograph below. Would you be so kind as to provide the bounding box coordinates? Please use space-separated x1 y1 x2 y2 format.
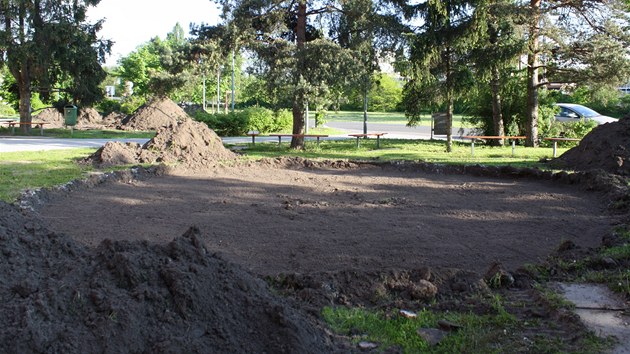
490 65 505 146
290 1 307 149
446 95 453 153
363 88 368 135
17 66 32 134
291 98 305 148
445 46 453 153
526 0 541 147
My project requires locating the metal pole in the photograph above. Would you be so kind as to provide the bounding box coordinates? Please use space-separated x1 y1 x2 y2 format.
202 75 206 111
231 49 235 112
216 70 220 114
305 101 309 134
363 90 368 135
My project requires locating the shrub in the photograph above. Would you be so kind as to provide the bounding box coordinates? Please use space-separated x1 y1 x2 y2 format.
0 102 16 116
273 109 293 132
244 107 275 132
194 107 294 136
120 96 146 115
541 120 597 147
97 99 122 116
194 110 248 136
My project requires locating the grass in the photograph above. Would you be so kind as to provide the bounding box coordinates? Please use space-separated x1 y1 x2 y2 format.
0 127 154 139
0 148 98 202
239 138 567 168
325 111 472 127
322 303 517 353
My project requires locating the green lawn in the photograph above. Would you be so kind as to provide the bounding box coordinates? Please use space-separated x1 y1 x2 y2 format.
324 111 471 127
241 138 569 169
0 148 98 202
0 137 575 202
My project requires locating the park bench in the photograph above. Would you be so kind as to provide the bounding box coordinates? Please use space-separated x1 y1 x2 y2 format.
246 130 260 145
348 133 387 149
269 134 328 146
462 136 527 157
543 137 581 157
5 121 49 136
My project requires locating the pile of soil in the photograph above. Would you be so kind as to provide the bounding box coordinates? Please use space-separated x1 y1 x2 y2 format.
556 117 630 175
102 112 126 128
122 96 189 131
33 108 64 128
33 107 112 130
85 119 235 168
75 107 105 129
0 201 338 353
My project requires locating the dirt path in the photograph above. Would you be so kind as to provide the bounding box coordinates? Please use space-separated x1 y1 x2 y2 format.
37 163 615 277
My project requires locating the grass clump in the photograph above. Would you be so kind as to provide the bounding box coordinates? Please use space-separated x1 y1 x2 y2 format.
0 148 97 202
322 300 518 353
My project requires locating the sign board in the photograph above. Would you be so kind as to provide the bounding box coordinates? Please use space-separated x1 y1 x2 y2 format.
432 112 448 135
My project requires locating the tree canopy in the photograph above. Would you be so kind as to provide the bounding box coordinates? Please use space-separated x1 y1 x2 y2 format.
0 0 111 127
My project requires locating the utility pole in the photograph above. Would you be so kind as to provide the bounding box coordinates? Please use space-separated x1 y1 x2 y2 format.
231 49 235 112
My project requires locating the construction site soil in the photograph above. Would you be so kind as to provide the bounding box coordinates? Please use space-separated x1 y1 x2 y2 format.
3 99 629 352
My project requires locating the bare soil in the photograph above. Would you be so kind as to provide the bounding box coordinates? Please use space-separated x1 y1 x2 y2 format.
2 104 629 352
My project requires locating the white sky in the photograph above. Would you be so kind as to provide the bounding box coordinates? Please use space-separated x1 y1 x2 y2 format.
87 0 222 66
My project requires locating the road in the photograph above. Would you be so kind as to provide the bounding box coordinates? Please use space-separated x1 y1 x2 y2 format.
0 121 471 152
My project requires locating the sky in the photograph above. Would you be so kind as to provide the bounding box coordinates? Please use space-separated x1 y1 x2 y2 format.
87 0 222 66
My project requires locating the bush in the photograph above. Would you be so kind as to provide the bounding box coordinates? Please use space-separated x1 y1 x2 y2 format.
194 107 294 136
194 111 248 137
120 96 146 115
273 109 293 132
0 102 16 116
244 107 275 132
540 120 597 147
96 99 122 116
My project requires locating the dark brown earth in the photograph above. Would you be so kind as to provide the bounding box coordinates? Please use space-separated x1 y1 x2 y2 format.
3 102 629 352
556 116 630 175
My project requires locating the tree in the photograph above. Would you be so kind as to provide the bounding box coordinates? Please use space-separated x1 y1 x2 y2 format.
402 0 480 152
0 0 111 130
468 0 526 143
524 0 630 146
217 0 374 148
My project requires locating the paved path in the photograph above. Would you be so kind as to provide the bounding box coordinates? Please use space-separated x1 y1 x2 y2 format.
0 121 471 152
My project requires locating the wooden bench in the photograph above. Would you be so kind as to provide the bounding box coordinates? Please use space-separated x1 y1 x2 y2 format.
269 134 328 146
246 130 260 145
462 136 527 157
6 121 48 136
544 137 581 157
348 133 387 149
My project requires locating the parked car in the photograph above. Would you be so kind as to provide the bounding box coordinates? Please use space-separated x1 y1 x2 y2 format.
554 103 618 125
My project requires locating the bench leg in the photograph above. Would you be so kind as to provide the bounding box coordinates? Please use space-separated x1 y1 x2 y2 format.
251 135 256 145
317 137 321 146
553 141 558 158
376 135 380 149
39 124 44 136
277 136 282 145
471 141 475 157
356 137 360 148
11 125 15 134
511 140 516 156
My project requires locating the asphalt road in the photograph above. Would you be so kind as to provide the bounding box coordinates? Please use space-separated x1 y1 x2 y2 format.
0 121 471 152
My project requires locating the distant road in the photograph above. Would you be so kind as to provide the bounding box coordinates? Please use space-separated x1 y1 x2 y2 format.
0 137 150 153
0 120 471 152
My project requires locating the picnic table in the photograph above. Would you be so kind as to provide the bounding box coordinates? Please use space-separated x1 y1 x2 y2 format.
462 136 527 157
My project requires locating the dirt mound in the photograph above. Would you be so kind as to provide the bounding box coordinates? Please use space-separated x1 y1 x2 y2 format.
258 156 361 169
123 96 190 131
34 108 64 128
556 117 630 175
0 201 338 353
75 107 104 129
86 119 235 168
102 112 126 128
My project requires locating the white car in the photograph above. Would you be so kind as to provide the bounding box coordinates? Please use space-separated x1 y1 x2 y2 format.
554 103 618 125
